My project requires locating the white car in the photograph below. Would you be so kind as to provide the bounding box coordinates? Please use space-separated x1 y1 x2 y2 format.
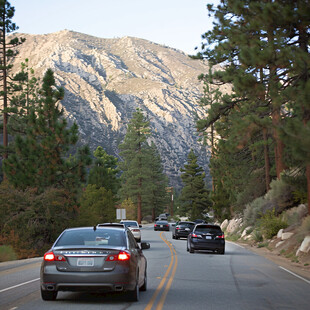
120 220 142 242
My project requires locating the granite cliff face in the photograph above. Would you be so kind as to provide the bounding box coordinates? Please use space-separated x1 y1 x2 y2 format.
10 30 227 188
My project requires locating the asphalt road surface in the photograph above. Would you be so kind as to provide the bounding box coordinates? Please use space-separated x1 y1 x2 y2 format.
1 224 309 310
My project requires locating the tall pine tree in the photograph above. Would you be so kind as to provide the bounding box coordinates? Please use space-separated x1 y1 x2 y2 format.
3 69 91 192
180 149 210 221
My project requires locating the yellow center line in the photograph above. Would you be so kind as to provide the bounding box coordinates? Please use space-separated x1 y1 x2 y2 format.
156 243 178 310
145 232 178 310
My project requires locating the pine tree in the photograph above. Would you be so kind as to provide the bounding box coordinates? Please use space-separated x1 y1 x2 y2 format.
118 108 151 223
88 146 120 195
180 149 210 221
0 0 25 160
3 69 91 191
145 142 169 220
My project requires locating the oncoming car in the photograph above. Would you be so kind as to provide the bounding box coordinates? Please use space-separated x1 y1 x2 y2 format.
187 224 225 254
120 220 142 242
40 225 150 301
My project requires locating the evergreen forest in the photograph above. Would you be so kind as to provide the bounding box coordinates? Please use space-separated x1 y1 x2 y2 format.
0 0 309 260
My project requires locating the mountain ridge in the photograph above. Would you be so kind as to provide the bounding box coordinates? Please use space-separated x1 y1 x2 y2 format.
8 30 229 188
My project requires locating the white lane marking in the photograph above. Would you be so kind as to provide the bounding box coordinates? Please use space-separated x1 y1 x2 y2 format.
227 241 244 249
279 266 310 284
0 278 40 293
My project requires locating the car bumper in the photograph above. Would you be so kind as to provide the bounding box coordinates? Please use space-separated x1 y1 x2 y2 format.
190 240 225 251
40 264 136 292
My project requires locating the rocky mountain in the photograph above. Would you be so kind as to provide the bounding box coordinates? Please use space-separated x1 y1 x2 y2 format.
9 30 229 188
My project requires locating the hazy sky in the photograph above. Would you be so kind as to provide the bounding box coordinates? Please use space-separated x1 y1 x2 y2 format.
12 0 220 55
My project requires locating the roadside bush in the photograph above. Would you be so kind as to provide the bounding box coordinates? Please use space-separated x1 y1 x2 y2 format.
252 230 263 242
281 205 308 227
264 179 294 213
243 197 265 226
258 209 288 239
0 245 17 262
298 216 310 239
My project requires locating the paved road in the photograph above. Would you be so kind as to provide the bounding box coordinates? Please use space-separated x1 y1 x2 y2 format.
0 225 309 309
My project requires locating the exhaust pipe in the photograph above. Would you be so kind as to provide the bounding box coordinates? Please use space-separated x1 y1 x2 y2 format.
114 285 123 291
46 285 55 291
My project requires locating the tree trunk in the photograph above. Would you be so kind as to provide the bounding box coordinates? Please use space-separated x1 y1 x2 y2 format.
1 11 8 160
262 127 271 191
306 165 310 216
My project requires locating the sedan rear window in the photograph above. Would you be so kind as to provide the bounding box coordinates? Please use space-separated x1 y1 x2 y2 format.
194 225 222 234
122 221 138 227
55 229 126 247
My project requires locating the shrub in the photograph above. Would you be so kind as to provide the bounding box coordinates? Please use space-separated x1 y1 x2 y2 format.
243 197 266 226
258 209 288 239
252 229 263 242
298 216 310 238
0 245 17 262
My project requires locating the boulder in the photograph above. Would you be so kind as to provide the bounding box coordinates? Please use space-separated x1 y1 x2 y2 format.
241 226 252 239
296 235 310 256
277 229 283 239
221 219 229 231
226 218 243 233
281 232 294 240
275 241 285 248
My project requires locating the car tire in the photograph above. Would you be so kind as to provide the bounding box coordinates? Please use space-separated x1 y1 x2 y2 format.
172 234 175 239
175 236 179 240
137 238 141 243
140 271 147 291
41 288 58 301
219 248 225 255
128 279 140 302
189 243 194 253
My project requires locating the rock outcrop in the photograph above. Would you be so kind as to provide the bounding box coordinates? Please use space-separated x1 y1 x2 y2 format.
8 30 229 188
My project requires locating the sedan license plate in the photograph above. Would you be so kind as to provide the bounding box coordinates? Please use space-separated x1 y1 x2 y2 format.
77 257 94 267
205 236 212 240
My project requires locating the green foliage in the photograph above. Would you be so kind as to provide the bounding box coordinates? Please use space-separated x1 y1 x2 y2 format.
3 69 92 192
252 230 263 243
0 181 78 257
297 216 310 239
75 184 116 226
258 209 288 240
88 146 120 195
118 108 168 221
180 149 211 220
0 245 17 262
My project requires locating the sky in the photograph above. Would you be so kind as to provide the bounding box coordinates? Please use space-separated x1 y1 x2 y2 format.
12 0 220 55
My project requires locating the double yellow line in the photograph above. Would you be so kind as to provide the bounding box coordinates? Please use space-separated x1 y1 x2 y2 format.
145 232 178 310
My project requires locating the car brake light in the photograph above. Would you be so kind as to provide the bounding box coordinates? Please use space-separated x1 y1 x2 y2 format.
216 234 225 239
118 251 131 261
44 252 66 262
44 252 55 261
132 229 139 232
191 233 198 238
176 227 180 230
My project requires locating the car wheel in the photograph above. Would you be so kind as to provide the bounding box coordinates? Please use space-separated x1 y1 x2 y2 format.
128 280 140 302
41 288 58 301
186 243 189 252
137 238 141 243
140 271 147 291
189 243 194 253
172 234 175 239
219 248 225 255
175 236 179 240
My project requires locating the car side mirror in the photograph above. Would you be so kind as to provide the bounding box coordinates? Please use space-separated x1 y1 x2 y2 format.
139 224 142 228
140 242 150 250
171 223 176 227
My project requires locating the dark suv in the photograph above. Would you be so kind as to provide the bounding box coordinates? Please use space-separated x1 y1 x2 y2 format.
187 224 225 254
172 221 195 239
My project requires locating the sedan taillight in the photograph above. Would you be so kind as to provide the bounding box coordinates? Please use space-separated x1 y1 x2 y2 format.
44 252 66 261
118 251 131 261
216 234 225 239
